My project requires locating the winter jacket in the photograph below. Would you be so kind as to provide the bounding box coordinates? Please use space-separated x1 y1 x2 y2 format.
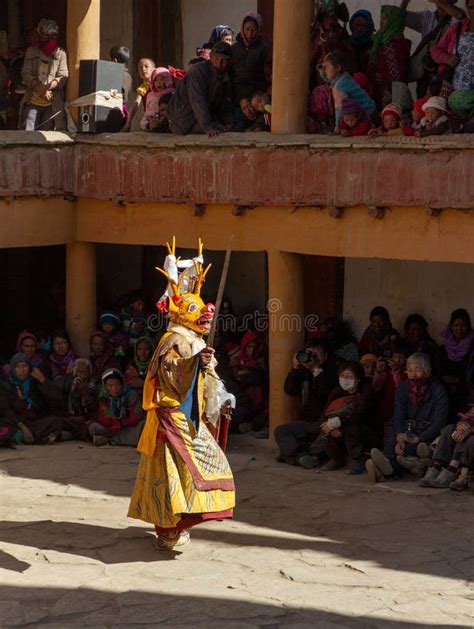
393 379 449 443
167 60 234 134
331 72 376 129
231 35 271 103
431 19 470 65
284 362 339 422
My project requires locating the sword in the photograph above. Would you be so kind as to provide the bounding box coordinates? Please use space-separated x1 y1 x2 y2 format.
207 234 234 348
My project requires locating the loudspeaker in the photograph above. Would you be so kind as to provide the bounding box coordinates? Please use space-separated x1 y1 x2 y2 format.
78 60 124 133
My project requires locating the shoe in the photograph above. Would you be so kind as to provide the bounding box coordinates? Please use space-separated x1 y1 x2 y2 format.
322 459 344 471
449 474 470 492
396 455 426 477
419 466 440 487
297 454 319 469
366 459 380 483
155 530 191 551
346 459 365 475
416 442 432 459
93 436 109 447
429 467 457 488
370 448 393 476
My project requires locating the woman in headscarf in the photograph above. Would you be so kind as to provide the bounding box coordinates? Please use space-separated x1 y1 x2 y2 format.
231 12 271 104
125 336 154 390
349 9 375 72
48 329 76 379
367 5 411 109
208 25 234 48
310 1 354 86
359 306 399 359
2 331 49 379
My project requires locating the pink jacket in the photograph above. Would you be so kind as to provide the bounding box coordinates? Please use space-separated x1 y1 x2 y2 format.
431 19 469 65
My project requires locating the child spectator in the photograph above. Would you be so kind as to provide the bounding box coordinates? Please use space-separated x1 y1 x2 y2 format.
122 57 155 132
121 293 149 347
88 368 144 446
417 95 452 136
99 311 128 356
411 96 429 130
369 103 416 137
232 96 257 131
140 67 174 131
249 91 271 130
151 91 173 133
322 51 377 131
49 329 76 379
232 12 271 104
125 336 154 390
338 98 373 136
109 45 132 109
208 25 235 47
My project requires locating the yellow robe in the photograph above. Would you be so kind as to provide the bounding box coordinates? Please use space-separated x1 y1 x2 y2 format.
128 331 235 530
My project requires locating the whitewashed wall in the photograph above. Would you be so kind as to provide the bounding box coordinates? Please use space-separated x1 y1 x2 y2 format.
343 258 474 342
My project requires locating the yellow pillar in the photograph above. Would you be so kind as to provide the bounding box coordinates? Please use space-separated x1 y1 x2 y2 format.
66 0 101 115
66 242 96 356
272 0 313 133
267 250 305 436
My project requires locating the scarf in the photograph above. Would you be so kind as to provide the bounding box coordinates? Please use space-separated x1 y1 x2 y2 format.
408 377 429 407
320 0 338 16
240 12 263 46
50 348 76 378
131 336 154 375
101 384 132 420
442 326 474 362
369 6 405 62
39 38 58 57
9 352 34 409
350 10 375 47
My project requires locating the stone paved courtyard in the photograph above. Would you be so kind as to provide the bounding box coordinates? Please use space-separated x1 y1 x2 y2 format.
0 436 473 628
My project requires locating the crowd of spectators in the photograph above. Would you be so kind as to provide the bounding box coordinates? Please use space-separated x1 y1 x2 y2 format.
275 306 474 492
0 1 472 135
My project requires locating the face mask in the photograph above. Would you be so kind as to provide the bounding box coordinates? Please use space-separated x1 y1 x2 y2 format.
339 377 355 391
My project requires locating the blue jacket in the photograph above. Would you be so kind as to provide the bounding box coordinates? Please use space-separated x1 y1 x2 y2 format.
393 379 449 443
331 72 376 129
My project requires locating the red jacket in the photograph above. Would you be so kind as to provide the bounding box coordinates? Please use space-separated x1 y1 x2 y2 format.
339 116 372 137
431 19 469 66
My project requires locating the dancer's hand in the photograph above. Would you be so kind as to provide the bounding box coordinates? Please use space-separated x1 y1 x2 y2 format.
199 347 214 366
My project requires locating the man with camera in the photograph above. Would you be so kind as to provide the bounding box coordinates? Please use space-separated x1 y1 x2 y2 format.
274 339 338 468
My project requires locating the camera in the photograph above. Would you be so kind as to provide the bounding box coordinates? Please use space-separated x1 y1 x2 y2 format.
296 350 317 365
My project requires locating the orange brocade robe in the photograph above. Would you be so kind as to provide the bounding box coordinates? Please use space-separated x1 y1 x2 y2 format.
127 330 235 532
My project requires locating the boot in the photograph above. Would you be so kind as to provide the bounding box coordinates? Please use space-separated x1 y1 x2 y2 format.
429 467 457 488
297 454 319 469
396 454 426 477
419 466 440 487
370 448 393 476
449 473 470 492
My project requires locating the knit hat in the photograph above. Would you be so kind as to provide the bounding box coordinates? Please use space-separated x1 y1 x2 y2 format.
99 311 121 327
422 96 447 113
102 368 124 385
413 97 429 116
360 354 378 366
211 41 233 59
37 18 59 38
10 352 31 372
382 103 402 121
342 98 363 115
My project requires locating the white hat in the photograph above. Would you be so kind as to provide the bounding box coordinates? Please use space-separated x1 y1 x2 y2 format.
422 96 447 113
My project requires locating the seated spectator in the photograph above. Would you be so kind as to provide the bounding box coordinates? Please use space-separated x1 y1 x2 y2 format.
232 12 271 104
3 331 49 378
411 96 430 129
249 91 271 130
168 41 234 136
208 25 235 47
420 405 474 489
349 9 375 73
149 91 173 133
367 6 411 110
366 353 449 482
369 103 416 136
417 95 451 135
125 336 154 390
359 306 399 358
403 313 440 359
320 317 359 363
122 57 155 132
0 353 64 444
338 98 373 136
20 19 68 130
88 368 144 446
274 340 338 467
60 358 98 440
440 308 474 417
109 45 132 111
310 1 354 85
232 96 258 131
401 0 465 98
322 51 377 131
140 67 174 131
99 311 128 356
431 3 473 101
49 329 76 379
308 83 335 134
320 360 373 475
233 331 268 422
121 293 149 348
89 331 121 385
